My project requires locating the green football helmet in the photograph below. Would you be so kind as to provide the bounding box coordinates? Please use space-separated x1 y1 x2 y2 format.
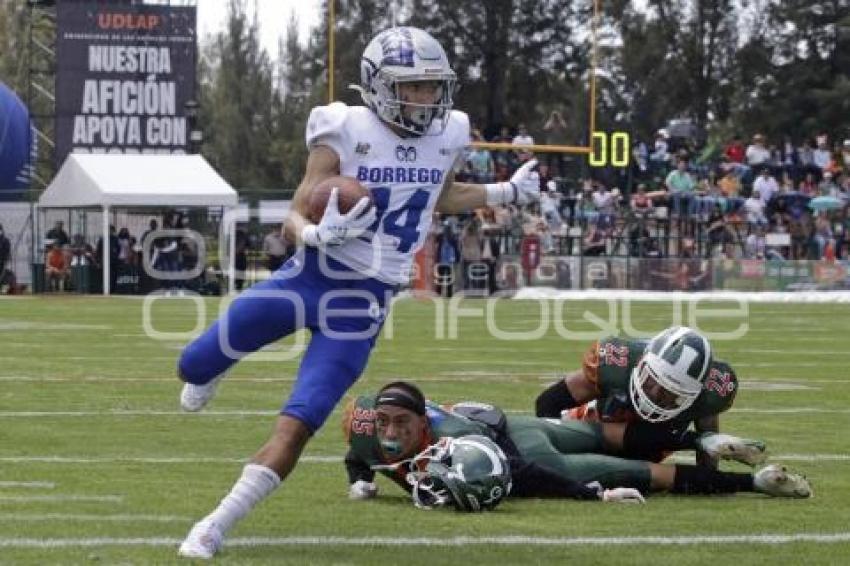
408 435 512 512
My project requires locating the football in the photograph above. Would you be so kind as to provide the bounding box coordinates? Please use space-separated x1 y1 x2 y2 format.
307 176 373 224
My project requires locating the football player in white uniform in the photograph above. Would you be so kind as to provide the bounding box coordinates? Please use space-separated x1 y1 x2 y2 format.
178 27 541 559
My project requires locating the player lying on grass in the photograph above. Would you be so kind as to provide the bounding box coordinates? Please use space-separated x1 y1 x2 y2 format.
536 326 764 468
342 381 812 511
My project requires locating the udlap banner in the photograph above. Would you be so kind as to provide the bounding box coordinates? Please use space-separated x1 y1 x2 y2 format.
55 1 196 165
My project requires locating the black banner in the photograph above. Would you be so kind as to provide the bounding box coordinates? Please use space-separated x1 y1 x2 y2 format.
55 1 196 165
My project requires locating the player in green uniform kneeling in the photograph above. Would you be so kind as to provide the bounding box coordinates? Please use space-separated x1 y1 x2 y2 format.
342 380 811 512
536 326 766 468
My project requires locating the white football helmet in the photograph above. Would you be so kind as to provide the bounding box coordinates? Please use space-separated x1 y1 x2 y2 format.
629 326 712 422
354 27 456 137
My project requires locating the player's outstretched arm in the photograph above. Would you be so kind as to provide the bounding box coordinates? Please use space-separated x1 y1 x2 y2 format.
344 449 379 500
437 159 540 214
283 145 340 245
535 370 598 418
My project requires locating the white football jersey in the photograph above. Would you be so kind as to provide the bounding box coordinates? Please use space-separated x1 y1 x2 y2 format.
305 102 470 284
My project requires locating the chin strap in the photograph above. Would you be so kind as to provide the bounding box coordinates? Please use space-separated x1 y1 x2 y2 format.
371 438 457 509
370 437 452 476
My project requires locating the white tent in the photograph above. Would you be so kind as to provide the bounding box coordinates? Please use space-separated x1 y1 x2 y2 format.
38 154 239 295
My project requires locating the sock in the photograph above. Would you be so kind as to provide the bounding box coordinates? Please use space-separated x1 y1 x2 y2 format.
672 464 754 495
535 380 577 418
622 423 699 460
205 463 281 533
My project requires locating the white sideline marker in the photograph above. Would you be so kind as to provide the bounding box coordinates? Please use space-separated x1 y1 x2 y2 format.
1 533 850 548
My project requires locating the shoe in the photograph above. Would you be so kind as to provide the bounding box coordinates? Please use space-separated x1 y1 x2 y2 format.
178 519 223 559
180 376 223 412
753 464 812 498
697 432 767 466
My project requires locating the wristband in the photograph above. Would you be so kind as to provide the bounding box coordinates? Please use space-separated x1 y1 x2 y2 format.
484 182 518 206
301 224 320 247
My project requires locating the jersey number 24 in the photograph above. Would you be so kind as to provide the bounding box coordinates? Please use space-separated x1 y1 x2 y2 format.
364 187 430 252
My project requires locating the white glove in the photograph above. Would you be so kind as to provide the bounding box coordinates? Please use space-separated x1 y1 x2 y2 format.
301 187 377 247
485 159 540 206
348 480 378 500
602 487 646 504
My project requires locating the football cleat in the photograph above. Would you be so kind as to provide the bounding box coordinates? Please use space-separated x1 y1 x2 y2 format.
753 464 812 498
178 519 223 559
180 376 222 412
697 432 767 466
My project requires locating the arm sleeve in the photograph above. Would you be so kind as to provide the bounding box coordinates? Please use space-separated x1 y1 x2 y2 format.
581 341 602 388
344 448 376 484
701 362 738 415
305 102 350 163
535 379 578 418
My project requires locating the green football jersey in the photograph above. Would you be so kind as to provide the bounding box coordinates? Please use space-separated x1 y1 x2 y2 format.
584 336 738 427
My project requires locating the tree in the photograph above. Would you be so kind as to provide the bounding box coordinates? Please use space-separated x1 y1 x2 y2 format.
733 0 850 140
275 11 314 191
198 0 280 191
601 1 739 143
410 0 590 137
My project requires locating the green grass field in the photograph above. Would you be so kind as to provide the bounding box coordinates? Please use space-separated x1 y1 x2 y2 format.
1 295 849 564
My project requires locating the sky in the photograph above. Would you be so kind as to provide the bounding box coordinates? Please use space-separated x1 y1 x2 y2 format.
196 0 322 56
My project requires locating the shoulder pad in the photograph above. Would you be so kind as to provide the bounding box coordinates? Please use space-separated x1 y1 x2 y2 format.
305 102 351 161
701 361 738 413
451 402 507 436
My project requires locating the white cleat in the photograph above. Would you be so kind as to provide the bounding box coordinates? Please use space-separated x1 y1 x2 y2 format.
178 519 223 559
754 464 813 498
697 432 767 466
180 376 222 412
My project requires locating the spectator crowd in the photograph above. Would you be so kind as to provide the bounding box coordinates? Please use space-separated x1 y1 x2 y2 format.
4 118 848 295
423 120 850 293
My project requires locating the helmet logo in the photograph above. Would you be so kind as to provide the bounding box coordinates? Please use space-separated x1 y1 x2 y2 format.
379 28 415 67
666 345 699 386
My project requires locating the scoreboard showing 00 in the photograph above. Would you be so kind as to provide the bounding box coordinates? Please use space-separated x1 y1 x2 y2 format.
589 131 630 167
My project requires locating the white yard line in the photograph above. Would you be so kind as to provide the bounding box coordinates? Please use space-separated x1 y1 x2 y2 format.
0 513 190 522
735 362 846 367
0 454 847 465
0 410 277 417
0 495 122 503
738 349 850 356
501 407 850 415
0 456 341 464
730 408 850 414
0 481 55 489
768 454 850 462
1 533 850 548
5 406 850 418
0 376 295 383
1 375 847 386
